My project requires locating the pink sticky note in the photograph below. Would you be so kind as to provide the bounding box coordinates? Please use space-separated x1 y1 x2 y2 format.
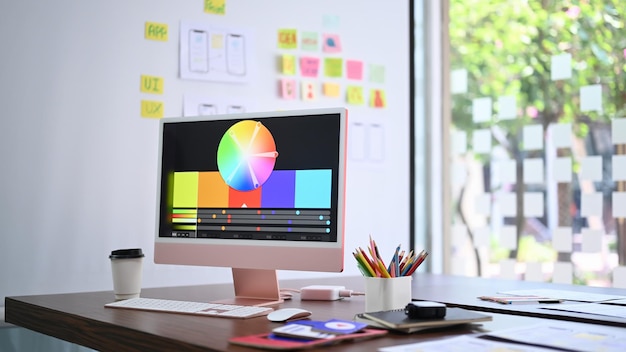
322 34 342 53
280 78 297 100
346 60 363 80
299 57 320 78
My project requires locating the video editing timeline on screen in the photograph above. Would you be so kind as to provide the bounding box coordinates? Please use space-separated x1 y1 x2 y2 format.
166 118 337 242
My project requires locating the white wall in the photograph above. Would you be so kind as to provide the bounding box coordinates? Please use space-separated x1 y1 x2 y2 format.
0 0 410 303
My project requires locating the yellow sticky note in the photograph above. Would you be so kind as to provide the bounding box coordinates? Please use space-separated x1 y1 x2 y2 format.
324 58 343 78
346 86 364 105
141 100 164 118
369 89 386 108
212 33 224 49
323 83 340 97
278 29 297 49
145 22 168 41
140 75 164 94
204 0 225 15
282 54 296 75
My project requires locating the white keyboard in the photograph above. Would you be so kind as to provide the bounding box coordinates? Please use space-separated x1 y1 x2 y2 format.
105 297 273 319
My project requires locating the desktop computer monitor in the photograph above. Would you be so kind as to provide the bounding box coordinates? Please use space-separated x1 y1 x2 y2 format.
154 107 348 306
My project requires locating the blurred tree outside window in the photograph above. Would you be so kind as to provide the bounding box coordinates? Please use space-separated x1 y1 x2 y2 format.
448 0 626 286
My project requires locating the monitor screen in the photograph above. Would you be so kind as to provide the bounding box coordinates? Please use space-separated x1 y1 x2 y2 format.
154 108 348 305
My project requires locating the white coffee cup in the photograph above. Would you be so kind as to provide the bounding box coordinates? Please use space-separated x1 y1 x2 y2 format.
109 248 144 300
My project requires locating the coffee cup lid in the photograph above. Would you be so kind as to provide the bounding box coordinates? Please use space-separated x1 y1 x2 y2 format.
109 248 144 259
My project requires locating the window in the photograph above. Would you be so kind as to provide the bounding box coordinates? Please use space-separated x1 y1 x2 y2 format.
447 0 626 287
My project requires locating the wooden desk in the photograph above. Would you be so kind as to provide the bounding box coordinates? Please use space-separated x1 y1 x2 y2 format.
5 275 625 351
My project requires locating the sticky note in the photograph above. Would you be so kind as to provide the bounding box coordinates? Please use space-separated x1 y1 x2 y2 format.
369 89 386 108
553 262 573 284
525 262 543 282
281 55 296 75
581 192 602 217
299 57 320 77
278 29 297 49
550 123 572 148
581 228 602 252
523 124 544 150
472 129 492 154
612 118 626 145
474 193 491 216
280 78 297 100
550 53 572 81
500 225 517 250
474 226 490 247
613 155 626 181
552 227 572 253
140 75 164 94
346 60 363 80
211 33 224 49
613 266 626 288
141 100 163 118
524 192 544 217
145 22 168 41
349 122 366 161
324 58 343 77
300 81 317 101
553 157 572 182
495 159 516 184
323 14 340 28
323 82 340 97
452 162 467 187
346 86 363 105
475 192 494 215
452 130 467 155
322 33 342 53
523 158 544 184
499 192 517 217
300 31 318 51
497 95 517 120
580 156 603 181
369 64 385 83
204 0 225 15
472 97 492 123
580 84 603 113
612 192 626 218
450 69 468 94
500 259 517 280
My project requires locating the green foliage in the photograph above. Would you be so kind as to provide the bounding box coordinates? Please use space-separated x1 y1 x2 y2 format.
450 0 626 155
516 235 557 262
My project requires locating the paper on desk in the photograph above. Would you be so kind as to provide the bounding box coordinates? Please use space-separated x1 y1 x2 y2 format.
540 302 626 319
378 335 557 352
483 321 626 352
498 289 626 302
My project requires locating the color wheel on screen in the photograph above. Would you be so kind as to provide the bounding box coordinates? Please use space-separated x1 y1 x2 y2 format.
217 120 278 192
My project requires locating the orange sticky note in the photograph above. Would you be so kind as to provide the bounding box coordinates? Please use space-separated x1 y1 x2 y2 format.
346 86 364 105
370 89 387 108
278 29 297 49
301 81 317 101
323 83 341 97
280 79 297 99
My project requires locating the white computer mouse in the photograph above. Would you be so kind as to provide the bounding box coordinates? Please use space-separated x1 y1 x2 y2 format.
267 308 312 322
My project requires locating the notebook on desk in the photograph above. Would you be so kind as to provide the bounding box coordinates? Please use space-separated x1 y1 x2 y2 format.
354 307 492 333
